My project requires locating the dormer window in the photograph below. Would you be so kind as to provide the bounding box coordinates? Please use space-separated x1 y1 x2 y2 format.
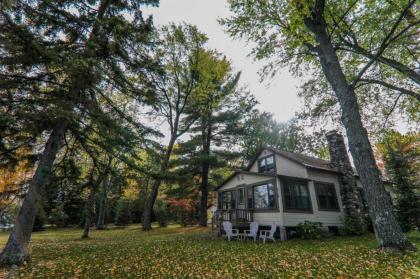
258 155 275 173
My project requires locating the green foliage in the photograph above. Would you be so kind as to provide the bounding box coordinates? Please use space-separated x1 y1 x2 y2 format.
48 204 69 228
340 216 368 236
378 130 420 232
140 23 218 227
240 112 326 162
114 199 133 227
1 227 419 278
170 48 257 217
221 0 419 135
0 0 159 167
296 221 324 240
0 0 160 240
153 199 169 227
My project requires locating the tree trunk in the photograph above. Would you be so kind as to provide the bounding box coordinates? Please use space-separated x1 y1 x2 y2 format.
142 136 176 230
96 173 109 230
198 167 209 227
0 123 66 266
82 184 97 238
142 179 159 230
199 119 212 227
304 9 415 251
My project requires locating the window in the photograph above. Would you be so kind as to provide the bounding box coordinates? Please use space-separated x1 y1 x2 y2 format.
258 155 275 173
221 191 235 210
315 183 339 211
252 182 276 209
283 179 312 212
237 187 245 205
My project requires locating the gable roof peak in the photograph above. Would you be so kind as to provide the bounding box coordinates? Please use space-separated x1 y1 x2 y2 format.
248 146 338 173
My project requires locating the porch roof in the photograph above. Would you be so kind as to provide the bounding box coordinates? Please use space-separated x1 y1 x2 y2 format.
214 171 276 191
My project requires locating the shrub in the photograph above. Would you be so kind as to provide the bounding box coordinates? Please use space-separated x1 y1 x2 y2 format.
114 198 133 226
296 221 323 239
168 198 198 226
130 197 144 224
49 204 69 227
339 216 367 236
154 199 169 227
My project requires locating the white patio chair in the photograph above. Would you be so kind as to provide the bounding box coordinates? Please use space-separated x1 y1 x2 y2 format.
222 221 239 241
243 221 259 241
259 223 277 243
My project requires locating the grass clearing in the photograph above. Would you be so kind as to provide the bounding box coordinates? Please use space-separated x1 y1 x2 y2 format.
0 225 419 278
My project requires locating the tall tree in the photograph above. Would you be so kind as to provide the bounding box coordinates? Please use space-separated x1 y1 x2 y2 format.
0 0 158 266
141 24 208 230
175 51 257 226
289 0 419 135
221 0 416 251
378 131 420 232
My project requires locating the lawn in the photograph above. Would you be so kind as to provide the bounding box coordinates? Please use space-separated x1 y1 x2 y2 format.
0 225 419 278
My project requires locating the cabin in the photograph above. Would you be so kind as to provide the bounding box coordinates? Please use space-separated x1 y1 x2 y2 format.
213 146 369 240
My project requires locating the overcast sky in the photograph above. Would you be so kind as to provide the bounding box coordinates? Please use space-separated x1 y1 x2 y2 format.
143 0 303 123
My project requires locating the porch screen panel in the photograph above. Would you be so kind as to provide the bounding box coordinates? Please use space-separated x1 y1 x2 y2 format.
247 187 253 209
283 180 311 211
253 183 276 209
237 187 245 205
315 183 339 210
222 191 236 210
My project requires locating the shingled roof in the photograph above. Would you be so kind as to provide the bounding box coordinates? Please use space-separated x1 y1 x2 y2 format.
246 147 339 173
215 147 390 191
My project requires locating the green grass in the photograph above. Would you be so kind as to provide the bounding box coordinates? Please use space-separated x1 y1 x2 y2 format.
0 225 419 278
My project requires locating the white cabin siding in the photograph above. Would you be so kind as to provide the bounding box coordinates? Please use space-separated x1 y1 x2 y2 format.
281 169 344 227
275 154 307 178
217 148 347 230
248 150 307 178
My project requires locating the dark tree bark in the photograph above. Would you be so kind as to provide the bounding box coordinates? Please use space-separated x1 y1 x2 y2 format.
96 173 109 230
199 119 212 227
82 184 97 238
303 1 415 251
198 165 210 227
0 123 66 266
142 137 176 230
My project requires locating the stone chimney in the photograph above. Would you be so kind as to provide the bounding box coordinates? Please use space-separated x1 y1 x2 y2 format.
326 130 363 223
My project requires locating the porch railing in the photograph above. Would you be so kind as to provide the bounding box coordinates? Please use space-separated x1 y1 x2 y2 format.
213 209 253 226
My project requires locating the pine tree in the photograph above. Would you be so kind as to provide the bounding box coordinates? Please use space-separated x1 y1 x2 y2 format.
378 131 420 232
175 50 256 226
0 0 158 266
141 23 208 230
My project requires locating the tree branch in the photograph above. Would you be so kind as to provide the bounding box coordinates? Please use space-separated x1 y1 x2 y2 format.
350 0 417 88
358 78 420 102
